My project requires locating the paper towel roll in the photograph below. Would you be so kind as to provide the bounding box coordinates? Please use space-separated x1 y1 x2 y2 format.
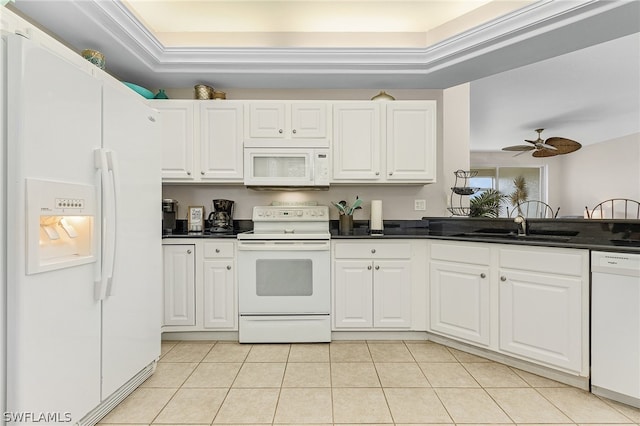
370 200 383 232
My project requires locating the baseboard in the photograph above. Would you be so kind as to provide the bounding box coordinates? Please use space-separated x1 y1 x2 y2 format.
77 362 156 426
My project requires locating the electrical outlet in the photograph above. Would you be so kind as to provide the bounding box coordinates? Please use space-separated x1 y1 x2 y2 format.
414 199 426 211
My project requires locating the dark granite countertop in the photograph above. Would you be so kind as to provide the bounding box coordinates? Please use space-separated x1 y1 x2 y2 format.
162 219 252 239
330 218 640 253
163 217 640 253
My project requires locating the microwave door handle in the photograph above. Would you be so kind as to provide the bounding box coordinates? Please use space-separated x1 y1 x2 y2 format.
310 152 315 182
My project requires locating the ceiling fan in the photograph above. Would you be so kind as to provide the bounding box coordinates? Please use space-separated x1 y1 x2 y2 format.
502 128 582 157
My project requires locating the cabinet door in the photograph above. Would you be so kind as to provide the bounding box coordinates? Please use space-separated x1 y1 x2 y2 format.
499 270 583 372
333 260 373 328
430 261 491 345
332 103 382 180
151 100 195 180
386 102 436 182
291 102 327 138
373 260 411 328
203 260 236 329
163 245 195 326
200 102 244 181
247 102 286 138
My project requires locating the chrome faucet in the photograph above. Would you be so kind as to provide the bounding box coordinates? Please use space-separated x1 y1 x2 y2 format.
514 215 528 236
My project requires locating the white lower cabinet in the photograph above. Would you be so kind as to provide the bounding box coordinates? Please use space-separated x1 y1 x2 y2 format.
332 241 424 330
429 241 492 346
162 240 237 331
163 244 196 326
428 240 589 376
498 246 587 373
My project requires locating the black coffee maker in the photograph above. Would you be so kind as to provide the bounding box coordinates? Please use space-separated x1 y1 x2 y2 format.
162 199 178 234
208 199 234 233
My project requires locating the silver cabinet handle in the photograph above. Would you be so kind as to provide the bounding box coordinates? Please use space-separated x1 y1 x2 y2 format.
480 273 486 278
367 265 372 270
187 249 192 254
292 129 297 134
389 172 393 176
201 171 205 175
500 276 507 281
226 265 231 270
375 265 380 270
375 172 380 176
215 248 220 253
278 129 283 134
371 249 376 253
187 171 191 176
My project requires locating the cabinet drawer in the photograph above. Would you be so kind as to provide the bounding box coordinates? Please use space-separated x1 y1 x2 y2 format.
203 241 235 258
334 242 411 259
499 247 586 276
430 241 491 265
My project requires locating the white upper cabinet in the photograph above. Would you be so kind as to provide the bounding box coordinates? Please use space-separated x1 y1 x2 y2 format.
245 101 328 145
332 102 382 180
151 100 195 180
386 101 436 181
199 102 244 181
332 101 437 183
151 100 244 183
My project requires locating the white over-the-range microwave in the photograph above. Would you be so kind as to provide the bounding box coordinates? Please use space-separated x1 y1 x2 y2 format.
243 140 330 189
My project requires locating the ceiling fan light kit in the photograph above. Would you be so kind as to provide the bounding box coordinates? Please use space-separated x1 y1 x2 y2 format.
502 128 581 157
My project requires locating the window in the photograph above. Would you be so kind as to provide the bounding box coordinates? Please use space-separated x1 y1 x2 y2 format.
470 166 546 217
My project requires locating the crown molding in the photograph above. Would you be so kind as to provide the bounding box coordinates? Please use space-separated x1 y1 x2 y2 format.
9 0 639 88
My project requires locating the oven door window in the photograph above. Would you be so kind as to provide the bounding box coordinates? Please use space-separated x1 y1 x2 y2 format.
256 259 312 296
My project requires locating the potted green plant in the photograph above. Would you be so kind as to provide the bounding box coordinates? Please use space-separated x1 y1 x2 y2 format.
470 189 506 218
509 175 529 216
332 197 362 235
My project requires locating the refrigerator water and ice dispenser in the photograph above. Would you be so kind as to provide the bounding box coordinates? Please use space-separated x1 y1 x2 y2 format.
26 178 97 274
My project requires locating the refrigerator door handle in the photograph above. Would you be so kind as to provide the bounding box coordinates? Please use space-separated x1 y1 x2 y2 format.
94 148 116 300
105 150 120 296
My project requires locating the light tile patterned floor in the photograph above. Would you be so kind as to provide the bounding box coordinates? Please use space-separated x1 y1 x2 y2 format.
99 340 640 425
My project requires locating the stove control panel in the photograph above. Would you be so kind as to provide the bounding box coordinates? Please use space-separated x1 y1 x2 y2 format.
253 206 329 221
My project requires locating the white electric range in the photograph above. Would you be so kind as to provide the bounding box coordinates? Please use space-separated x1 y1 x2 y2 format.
237 204 331 343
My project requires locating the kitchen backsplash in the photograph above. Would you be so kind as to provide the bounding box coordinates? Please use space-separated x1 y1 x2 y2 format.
162 184 450 220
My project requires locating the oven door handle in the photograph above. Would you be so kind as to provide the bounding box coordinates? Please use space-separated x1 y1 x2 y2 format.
238 240 330 251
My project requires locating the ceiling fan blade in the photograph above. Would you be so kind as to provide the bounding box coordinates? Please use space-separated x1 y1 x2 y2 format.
532 149 559 158
513 149 531 157
545 137 582 154
502 145 535 151
524 139 538 145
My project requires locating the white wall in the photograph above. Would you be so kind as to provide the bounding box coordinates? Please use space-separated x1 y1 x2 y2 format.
471 132 640 217
162 84 471 220
560 132 640 215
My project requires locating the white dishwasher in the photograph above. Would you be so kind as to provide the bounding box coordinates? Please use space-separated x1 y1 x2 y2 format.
591 251 640 408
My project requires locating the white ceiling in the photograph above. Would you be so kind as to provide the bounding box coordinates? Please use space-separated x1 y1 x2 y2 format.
121 0 502 48
471 32 640 151
7 0 640 150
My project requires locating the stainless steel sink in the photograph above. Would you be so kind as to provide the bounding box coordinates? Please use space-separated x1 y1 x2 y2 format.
454 231 573 243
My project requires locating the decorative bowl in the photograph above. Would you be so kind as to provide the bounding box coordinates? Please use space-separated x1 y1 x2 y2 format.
81 49 105 69
371 90 395 101
451 187 480 195
122 82 155 99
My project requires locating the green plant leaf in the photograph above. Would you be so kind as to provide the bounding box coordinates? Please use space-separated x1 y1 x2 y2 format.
470 189 506 217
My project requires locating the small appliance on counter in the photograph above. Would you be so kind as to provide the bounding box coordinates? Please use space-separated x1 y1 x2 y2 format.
162 198 178 234
208 199 235 233
370 199 384 236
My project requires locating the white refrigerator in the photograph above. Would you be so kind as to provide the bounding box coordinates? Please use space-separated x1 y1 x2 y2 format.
3 33 161 423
